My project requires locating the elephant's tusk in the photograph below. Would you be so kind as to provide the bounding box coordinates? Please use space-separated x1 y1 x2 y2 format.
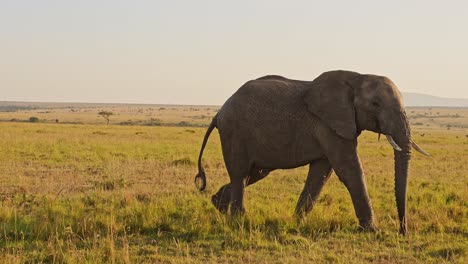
386 135 402 151
411 141 431 156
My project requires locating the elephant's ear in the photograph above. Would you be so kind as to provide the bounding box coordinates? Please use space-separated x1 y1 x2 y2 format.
304 71 359 140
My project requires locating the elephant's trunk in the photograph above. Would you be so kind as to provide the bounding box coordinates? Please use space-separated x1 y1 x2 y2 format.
392 110 412 235
394 147 411 235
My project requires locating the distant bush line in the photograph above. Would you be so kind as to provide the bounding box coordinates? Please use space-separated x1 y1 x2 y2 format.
2 118 208 127
5 118 83 125
118 120 208 127
0 105 39 112
409 113 463 119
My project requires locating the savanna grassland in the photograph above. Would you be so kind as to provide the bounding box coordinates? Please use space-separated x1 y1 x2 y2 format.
0 103 467 263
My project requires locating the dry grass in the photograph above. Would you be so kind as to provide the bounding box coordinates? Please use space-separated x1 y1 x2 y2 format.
0 104 467 263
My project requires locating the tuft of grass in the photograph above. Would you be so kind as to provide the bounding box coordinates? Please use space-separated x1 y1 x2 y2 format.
171 158 194 166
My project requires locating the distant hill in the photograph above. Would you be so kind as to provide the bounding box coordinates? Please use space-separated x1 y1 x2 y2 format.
402 92 468 107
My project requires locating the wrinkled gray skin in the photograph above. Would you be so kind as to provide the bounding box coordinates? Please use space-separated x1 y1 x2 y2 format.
195 70 421 235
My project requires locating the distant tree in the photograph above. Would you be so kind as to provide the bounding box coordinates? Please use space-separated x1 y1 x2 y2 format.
29 117 39 123
98 111 113 125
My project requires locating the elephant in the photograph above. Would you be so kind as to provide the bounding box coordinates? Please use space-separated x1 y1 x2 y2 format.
194 70 429 235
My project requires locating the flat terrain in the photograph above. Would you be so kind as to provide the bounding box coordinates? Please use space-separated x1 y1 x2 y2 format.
0 103 467 263
0 102 219 127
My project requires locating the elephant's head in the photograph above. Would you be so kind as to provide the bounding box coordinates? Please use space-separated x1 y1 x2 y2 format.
305 70 429 234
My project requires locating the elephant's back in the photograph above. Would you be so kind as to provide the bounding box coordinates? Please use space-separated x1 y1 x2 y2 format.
216 78 313 138
236 77 308 103
218 78 308 124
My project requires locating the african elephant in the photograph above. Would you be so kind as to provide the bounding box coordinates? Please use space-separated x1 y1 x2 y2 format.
194 70 429 234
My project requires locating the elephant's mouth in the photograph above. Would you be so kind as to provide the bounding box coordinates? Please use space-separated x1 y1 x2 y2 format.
385 136 429 156
375 120 402 151
375 119 429 156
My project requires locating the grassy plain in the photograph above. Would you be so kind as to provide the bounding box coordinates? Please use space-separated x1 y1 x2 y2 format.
0 103 467 263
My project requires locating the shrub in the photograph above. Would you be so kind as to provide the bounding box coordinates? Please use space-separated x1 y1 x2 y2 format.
29 117 39 123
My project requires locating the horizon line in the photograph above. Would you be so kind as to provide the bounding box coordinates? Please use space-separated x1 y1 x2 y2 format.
0 100 467 109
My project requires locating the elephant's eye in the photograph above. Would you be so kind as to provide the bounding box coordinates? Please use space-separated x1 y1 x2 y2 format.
371 101 380 108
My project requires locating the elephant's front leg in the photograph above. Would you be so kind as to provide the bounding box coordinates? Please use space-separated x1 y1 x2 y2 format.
331 152 376 231
295 159 333 219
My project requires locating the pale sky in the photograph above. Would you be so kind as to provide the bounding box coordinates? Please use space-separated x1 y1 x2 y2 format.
1 1 467 105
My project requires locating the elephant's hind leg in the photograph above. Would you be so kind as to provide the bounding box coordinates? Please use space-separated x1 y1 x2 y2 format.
216 138 250 216
295 159 333 219
229 170 248 216
212 168 271 214
229 165 273 215
212 184 231 213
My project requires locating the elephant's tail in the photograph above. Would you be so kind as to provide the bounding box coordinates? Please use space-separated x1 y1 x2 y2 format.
194 114 218 191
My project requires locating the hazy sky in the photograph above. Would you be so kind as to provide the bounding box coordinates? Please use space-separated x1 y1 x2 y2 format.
1 1 467 105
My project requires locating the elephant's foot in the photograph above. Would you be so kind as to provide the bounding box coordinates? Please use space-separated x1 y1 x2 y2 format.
211 184 231 214
211 194 229 214
230 205 246 217
357 221 378 233
293 209 307 223
294 198 314 221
